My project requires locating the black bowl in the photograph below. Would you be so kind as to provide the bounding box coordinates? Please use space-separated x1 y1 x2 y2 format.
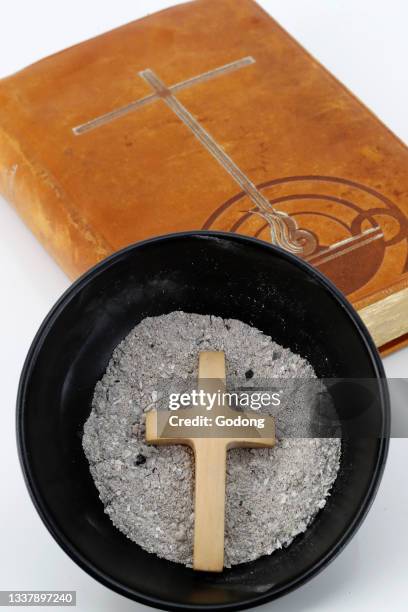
17 232 389 611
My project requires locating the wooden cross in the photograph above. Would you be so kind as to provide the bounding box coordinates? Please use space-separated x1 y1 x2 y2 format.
145 351 275 572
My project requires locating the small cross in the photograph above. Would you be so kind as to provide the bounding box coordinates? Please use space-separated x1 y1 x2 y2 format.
145 351 275 572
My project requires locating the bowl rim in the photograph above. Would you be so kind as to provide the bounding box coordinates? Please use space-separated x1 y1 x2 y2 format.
16 230 390 611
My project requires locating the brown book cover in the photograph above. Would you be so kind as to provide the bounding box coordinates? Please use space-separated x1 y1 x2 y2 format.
0 0 407 354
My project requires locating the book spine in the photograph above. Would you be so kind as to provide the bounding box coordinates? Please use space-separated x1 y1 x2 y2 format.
0 123 111 279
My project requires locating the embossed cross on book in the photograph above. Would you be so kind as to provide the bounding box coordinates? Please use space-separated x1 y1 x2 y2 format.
73 57 314 255
145 351 275 572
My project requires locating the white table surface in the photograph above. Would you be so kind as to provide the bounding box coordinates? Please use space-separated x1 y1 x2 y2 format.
0 1 407 610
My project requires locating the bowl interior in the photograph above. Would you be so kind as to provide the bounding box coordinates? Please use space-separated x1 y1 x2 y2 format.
18 233 387 610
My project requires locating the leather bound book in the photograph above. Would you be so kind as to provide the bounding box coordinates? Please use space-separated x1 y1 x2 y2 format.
0 0 407 354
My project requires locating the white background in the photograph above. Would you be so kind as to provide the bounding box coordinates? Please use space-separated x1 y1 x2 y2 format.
0 1 407 610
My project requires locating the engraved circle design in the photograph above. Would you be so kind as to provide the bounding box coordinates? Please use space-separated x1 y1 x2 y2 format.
203 175 408 295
